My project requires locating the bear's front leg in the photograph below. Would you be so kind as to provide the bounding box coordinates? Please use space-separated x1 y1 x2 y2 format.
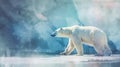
60 39 74 55
75 44 83 56
72 36 83 56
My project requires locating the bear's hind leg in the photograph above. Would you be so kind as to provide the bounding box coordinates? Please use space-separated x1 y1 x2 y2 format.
94 45 104 56
103 45 112 56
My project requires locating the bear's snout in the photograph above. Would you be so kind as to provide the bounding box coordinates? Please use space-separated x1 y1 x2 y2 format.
51 32 56 37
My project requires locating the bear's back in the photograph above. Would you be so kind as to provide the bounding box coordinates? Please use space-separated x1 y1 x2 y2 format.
71 25 103 32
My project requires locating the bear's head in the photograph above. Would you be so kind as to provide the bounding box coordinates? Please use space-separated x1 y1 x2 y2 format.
51 27 72 38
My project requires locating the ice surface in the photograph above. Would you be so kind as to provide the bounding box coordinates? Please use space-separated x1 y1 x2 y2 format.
0 54 120 67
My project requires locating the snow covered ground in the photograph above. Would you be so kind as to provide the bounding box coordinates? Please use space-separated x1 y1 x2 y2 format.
0 54 120 67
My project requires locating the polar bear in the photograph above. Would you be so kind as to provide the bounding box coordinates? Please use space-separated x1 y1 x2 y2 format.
51 25 112 56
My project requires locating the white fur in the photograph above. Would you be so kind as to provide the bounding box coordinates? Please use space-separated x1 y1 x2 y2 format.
55 25 112 56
